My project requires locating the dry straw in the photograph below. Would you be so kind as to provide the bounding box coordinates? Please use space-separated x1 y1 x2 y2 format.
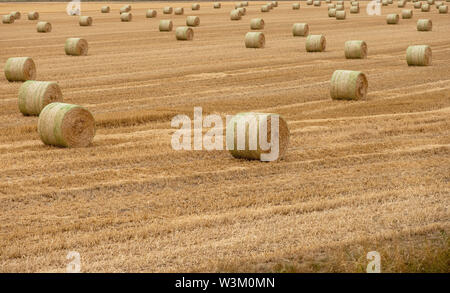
18 81 63 116
402 9 413 18
120 5 131 14
238 7 246 15
192 3 200 10
387 14 399 24
186 16 200 27
159 20 173 31
28 11 39 20
250 18 265 30
330 70 368 100
11 11 20 20
306 35 326 52
176 26 194 40
174 8 184 15
417 19 432 31
231 10 242 20
328 3 336 9
79 16 92 26
292 3 300 9
406 45 432 66
422 4 431 11
226 113 290 161
65 38 88 56
292 23 309 37
120 12 132 22
37 21 51 32
146 9 157 18
38 103 95 148
245 32 265 48
350 6 360 13
328 8 337 17
272 1 278 7
235 2 244 9
2 14 14 24
336 4 345 10
214 3 222 9
4 57 36 82
439 5 448 12
336 10 346 20
345 40 367 59
101 6 110 13
261 5 270 12
163 7 173 14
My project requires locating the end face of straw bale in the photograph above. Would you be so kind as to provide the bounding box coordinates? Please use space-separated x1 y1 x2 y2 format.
330 70 368 100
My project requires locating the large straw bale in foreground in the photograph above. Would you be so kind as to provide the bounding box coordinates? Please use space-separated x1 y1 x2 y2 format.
18 81 63 116
38 103 95 148
65 38 88 56
4 57 36 82
344 40 367 59
226 113 290 161
245 32 265 48
330 70 368 100
406 45 432 66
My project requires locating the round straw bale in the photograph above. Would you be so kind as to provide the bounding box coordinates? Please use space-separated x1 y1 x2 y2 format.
350 6 360 13
37 21 51 32
175 26 194 40
186 16 200 27
243 1 249 6
293 3 300 9
119 5 131 14
38 103 95 148
192 3 200 10
174 7 184 15
159 19 173 31
245 32 265 48
421 3 431 11
2 14 14 24
64 38 88 56
344 40 367 59
314 1 321 6
231 10 242 20
328 8 337 17
328 4 336 9
101 6 110 13
414 2 422 8
79 16 92 26
398 0 406 7
4 57 36 82
417 19 432 31
406 45 432 66
226 113 290 161
214 3 222 9
336 4 345 10
235 2 244 9
402 9 413 18
120 12 132 22
28 11 39 20
292 23 309 37
387 14 399 24
307 0 313 5
250 18 264 30
238 7 246 15
272 1 278 7
306 35 326 52
261 5 270 12
163 7 173 14
18 81 63 116
146 9 157 18
330 70 368 100
336 10 346 19
439 5 448 12
267 2 274 9
11 11 21 20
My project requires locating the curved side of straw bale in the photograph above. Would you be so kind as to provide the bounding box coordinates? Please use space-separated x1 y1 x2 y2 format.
18 81 63 116
38 103 96 148
4 57 36 82
330 70 368 100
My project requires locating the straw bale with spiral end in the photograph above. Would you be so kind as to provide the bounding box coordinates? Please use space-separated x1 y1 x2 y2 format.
18 81 63 116
406 45 432 66
245 32 265 48
306 35 326 52
345 41 367 59
330 70 368 100
65 38 88 56
4 57 36 82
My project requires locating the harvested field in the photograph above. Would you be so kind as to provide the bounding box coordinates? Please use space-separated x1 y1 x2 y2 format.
0 1 449 273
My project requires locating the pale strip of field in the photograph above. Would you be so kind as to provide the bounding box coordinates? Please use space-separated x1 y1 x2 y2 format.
0 2 449 272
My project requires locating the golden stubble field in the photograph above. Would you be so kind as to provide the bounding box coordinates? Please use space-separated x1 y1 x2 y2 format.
0 1 449 272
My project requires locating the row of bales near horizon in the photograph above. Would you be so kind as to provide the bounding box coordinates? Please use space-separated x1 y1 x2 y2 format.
0 1 448 273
